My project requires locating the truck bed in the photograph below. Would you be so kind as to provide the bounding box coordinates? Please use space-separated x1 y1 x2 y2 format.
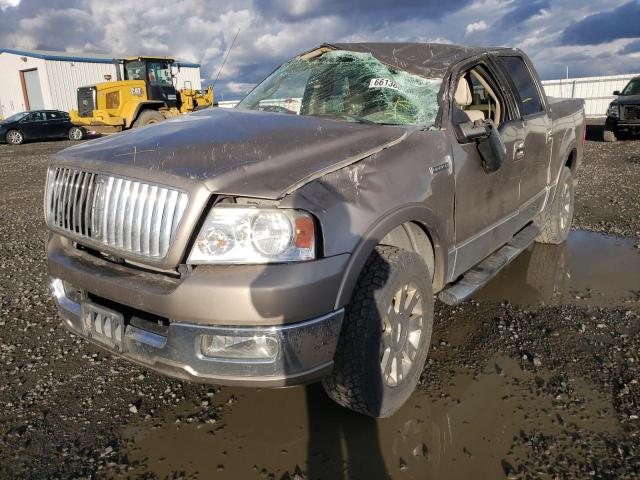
547 96 584 121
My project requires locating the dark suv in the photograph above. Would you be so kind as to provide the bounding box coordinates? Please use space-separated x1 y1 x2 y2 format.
0 110 85 145
604 76 640 142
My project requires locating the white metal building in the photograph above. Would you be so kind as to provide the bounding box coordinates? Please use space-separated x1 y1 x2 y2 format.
0 48 202 118
542 73 639 117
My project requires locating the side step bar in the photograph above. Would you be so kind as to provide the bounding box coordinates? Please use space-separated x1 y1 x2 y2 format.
438 224 541 306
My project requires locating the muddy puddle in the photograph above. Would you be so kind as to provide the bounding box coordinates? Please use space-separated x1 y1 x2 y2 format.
114 230 637 479
475 230 640 307
118 355 621 479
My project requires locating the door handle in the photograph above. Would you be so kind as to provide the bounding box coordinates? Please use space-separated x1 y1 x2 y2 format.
514 140 525 160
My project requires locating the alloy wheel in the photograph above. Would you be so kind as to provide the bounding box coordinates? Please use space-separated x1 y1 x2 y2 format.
7 131 22 144
559 179 572 230
381 282 424 387
70 127 83 140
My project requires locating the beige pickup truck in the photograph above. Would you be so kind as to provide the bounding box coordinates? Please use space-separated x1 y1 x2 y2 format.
46 43 585 417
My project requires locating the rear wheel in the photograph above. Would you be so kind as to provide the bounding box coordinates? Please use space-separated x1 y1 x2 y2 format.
536 166 574 244
132 110 165 128
6 130 23 145
68 126 84 141
323 245 433 417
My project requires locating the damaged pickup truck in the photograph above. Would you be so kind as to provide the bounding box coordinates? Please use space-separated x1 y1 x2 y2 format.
46 43 585 417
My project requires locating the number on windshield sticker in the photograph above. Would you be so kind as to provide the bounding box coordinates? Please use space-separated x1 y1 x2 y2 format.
368 78 400 91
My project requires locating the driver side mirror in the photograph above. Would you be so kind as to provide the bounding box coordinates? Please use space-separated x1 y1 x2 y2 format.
458 119 506 173
613 90 620 96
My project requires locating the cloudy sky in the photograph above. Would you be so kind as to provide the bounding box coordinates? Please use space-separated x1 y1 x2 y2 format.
1 0 639 99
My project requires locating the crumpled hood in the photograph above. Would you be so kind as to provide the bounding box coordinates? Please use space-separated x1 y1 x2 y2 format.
53 108 407 199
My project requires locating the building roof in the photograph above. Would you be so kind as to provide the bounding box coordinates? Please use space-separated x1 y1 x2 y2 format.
0 48 201 68
320 42 512 79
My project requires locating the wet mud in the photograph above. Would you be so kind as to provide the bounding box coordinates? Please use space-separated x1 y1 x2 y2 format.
119 354 624 479
476 230 640 307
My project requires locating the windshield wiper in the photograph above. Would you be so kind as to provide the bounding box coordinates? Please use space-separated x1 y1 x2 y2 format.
312 113 379 125
342 114 378 125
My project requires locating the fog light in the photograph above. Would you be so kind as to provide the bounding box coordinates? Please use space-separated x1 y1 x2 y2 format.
62 280 83 304
200 334 279 360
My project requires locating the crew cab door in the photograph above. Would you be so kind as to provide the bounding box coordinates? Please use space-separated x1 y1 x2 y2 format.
449 59 525 277
494 54 552 214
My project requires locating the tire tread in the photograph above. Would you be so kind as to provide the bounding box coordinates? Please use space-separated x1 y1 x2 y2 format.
323 245 430 417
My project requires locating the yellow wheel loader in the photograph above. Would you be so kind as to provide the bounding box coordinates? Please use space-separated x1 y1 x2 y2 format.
70 57 213 134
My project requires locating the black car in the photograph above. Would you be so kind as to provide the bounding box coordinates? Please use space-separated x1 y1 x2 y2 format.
604 76 640 142
0 110 85 145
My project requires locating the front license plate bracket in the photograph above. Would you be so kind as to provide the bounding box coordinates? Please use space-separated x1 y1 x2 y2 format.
81 301 125 352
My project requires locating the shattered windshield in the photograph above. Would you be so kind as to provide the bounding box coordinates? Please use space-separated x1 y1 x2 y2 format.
237 50 442 126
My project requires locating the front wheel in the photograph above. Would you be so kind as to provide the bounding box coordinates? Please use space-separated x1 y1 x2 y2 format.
6 130 23 145
68 126 84 141
132 110 165 128
603 126 617 142
536 166 574 244
323 245 433 417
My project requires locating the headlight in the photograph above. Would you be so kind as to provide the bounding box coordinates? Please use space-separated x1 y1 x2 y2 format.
607 104 619 118
188 206 315 264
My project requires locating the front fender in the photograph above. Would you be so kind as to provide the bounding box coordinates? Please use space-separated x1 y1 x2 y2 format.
334 204 449 309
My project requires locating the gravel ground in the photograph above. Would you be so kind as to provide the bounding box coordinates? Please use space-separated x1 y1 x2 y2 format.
0 134 638 479
423 301 640 479
574 124 640 240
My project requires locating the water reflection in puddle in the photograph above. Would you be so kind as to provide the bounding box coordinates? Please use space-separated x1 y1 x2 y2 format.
475 230 639 306
120 356 618 479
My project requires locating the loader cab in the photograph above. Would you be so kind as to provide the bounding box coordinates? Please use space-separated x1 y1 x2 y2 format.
123 57 179 108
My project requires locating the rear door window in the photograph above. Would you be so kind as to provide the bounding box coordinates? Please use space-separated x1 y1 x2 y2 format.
496 56 544 116
45 111 63 120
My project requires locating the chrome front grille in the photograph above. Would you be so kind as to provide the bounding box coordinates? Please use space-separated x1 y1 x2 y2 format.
46 167 188 259
622 105 640 121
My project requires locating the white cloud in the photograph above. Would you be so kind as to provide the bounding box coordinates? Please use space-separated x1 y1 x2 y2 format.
0 0 637 98
465 20 488 35
0 0 20 10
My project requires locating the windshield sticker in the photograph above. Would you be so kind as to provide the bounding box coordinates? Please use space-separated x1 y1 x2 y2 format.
369 78 400 91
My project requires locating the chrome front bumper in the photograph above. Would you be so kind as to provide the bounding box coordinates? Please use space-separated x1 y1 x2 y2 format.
51 278 344 387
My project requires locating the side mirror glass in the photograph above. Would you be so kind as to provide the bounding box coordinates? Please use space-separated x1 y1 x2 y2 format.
613 90 620 96
458 120 506 173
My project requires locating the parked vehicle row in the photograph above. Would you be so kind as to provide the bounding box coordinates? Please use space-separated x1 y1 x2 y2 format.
0 110 85 145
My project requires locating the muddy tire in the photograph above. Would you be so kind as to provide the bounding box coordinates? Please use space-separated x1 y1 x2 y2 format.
68 126 84 141
603 126 617 142
5 130 24 145
536 166 574 244
322 245 433 417
132 110 165 128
